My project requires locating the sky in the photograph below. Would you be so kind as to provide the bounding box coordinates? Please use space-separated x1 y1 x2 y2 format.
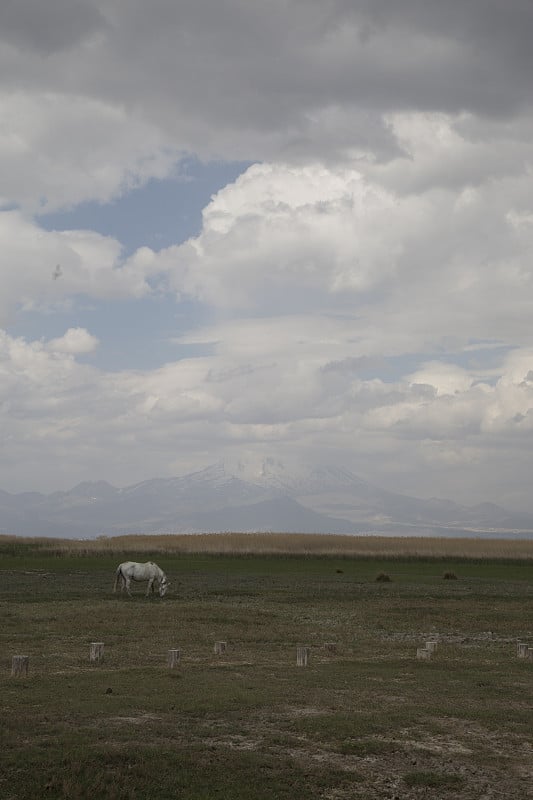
2 0 533 511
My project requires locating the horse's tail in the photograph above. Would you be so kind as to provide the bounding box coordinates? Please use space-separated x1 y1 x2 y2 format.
113 565 122 593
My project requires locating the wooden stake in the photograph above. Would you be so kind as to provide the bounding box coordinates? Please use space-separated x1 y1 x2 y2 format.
296 646 310 667
167 649 181 668
11 655 29 677
90 642 105 662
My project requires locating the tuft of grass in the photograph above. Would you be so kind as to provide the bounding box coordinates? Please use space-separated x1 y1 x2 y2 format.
338 738 394 757
403 770 465 788
443 570 458 580
375 571 391 582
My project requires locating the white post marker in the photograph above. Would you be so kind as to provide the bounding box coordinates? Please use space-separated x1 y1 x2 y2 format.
90 642 105 662
11 655 29 677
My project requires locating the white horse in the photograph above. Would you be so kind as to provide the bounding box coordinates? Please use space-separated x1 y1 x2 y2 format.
113 561 170 597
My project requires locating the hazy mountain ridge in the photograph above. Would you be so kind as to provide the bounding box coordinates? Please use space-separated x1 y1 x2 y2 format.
1 461 532 538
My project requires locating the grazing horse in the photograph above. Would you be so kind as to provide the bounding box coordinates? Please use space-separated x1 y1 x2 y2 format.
113 561 170 597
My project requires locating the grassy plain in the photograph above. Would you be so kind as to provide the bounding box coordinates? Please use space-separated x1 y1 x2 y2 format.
1 534 533 799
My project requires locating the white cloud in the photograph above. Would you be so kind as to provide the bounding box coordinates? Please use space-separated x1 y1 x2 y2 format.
407 362 474 397
162 150 533 355
163 162 412 311
371 112 533 193
0 210 164 325
1 311 533 510
0 92 179 213
46 327 99 354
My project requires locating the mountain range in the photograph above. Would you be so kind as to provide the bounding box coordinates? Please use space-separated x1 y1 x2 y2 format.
1 461 533 539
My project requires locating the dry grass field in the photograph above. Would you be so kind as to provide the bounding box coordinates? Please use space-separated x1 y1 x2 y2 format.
1 533 532 799
4 530 533 559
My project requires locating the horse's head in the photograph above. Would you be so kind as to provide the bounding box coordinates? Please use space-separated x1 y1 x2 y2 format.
159 578 170 597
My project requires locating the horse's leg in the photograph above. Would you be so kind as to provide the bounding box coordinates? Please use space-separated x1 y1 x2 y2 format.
146 578 154 597
125 576 132 596
114 568 124 593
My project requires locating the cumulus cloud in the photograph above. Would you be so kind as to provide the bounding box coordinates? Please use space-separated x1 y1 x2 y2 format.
46 327 99 354
162 163 402 311
161 151 533 353
407 363 474 397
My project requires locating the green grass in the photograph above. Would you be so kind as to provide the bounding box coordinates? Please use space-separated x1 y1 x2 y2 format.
1 545 533 799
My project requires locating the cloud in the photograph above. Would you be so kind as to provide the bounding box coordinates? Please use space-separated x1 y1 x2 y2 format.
1 1 533 512
160 149 533 354
46 327 99 354
0 92 180 212
2 320 533 510
1 116 532 505
0 210 164 325
0 0 107 55
407 362 474 396
1 1 533 211
162 163 403 311
372 111 533 193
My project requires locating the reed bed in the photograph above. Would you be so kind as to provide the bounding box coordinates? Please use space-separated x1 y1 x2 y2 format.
2 532 533 561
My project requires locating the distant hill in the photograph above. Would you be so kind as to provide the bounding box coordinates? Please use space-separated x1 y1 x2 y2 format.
1 461 533 538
